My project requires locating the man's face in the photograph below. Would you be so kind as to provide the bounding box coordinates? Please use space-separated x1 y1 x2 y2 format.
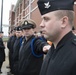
40 11 62 42
16 31 22 37
23 28 34 37
0 33 3 38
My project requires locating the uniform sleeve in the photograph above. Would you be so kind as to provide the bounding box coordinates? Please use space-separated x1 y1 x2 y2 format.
33 38 48 54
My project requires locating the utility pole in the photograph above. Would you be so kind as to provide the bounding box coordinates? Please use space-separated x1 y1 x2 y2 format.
0 0 3 32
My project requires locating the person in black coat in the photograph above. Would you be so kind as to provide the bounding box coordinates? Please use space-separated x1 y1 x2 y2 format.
7 29 16 74
18 19 51 75
37 0 76 75
0 31 5 74
12 26 24 75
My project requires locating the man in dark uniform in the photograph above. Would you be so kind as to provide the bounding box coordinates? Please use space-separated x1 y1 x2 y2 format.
18 19 51 75
0 31 5 74
7 28 16 75
37 0 76 75
12 26 23 75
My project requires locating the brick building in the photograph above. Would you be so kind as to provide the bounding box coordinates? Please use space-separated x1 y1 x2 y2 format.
9 5 15 30
9 0 76 31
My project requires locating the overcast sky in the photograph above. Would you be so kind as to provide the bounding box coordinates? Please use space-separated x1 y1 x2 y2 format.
0 0 17 36
0 0 17 24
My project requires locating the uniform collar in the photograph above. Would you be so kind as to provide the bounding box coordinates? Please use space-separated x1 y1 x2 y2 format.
52 31 74 50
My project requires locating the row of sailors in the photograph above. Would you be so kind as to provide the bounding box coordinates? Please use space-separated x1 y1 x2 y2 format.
7 19 51 75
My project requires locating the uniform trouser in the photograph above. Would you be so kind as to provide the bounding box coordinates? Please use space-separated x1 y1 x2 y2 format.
9 52 14 73
13 62 19 75
0 62 3 71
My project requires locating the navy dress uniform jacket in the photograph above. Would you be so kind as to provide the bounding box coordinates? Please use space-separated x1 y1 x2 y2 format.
7 35 16 73
12 37 23 74
19 35 48 75
13 37 22 62
40 31 76 75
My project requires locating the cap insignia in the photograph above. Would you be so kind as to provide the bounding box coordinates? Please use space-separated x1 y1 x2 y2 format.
24 21 28 25
44 2 51 9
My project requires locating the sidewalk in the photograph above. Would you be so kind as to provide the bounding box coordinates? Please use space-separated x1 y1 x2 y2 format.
0 42 10 75
0 43 10 75
0 57 10 75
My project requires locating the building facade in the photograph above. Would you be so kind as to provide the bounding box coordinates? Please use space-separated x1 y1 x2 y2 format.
14 0 42 31
9 5 15 30
9 0 76 31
